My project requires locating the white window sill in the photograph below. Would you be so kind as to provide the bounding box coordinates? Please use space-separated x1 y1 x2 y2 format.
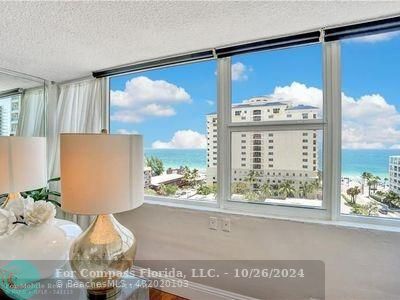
144 197 400 233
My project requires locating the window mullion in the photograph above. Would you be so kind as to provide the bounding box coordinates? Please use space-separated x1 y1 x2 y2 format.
324 41 341 220
217 57 232 209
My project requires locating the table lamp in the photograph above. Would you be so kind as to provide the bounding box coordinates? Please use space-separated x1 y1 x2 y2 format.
0 136 47 207
60 133 144 298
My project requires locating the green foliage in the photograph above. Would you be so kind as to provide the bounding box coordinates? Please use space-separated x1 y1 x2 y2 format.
382 191 400 209
244 170 260 190
146 156 164 176
350 202 379 216
259 183 272 199
299 181 316 198
244 191 262 202
232 182 250 194
197 184 217 195
182 167 199 187
278 180 295 198
158 184 178 196
21 177 61 207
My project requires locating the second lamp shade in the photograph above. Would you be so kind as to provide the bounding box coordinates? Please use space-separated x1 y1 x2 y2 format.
60 134 144 215
0 137 47 194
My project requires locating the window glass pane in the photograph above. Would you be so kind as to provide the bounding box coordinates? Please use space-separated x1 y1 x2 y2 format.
230 130 323 207
0 94 21 136
231 44 323 123
341 32 400 219
110 60 217 202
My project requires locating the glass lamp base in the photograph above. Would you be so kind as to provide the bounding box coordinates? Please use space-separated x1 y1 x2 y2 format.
69 214 136 296
87 286 121 299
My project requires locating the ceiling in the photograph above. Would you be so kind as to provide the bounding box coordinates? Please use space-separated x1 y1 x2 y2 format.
0 1 399 83
0 72 43 93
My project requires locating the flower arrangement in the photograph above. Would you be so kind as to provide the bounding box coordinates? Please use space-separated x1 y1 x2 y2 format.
0 197 57 236
0 177 60 237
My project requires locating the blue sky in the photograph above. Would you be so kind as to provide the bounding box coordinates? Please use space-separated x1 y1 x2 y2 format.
110 31 400 150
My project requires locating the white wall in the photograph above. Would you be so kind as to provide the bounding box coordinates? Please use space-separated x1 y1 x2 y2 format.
116 203 400 299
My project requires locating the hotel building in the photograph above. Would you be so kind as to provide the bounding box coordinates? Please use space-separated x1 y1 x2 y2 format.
0 94 21 136
206 97 320 195
389 156 400 195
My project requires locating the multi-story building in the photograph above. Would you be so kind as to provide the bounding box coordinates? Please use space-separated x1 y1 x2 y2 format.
389 156 400 194
0 94 21 136
206 96 320 196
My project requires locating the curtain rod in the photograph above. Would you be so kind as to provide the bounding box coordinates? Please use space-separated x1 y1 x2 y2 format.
93 50 214 78
92 13 400 78
0 88 23 98
0 67 46 84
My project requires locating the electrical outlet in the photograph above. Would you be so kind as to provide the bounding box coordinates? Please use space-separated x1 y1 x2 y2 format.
222 218 231 232
209 216 218 230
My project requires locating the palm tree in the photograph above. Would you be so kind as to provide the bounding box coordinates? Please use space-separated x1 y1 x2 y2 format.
361 172 373 195
259 183 272 199
192 168 199 185
346 186 361 204
278 180 295 198
384 178 388 189
367 175 380 196
182 167 198 187
299 181 317 198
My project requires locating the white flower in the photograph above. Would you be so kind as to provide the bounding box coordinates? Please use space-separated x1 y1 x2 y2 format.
0 208 16 236
25 200 56 226
6 196 34 218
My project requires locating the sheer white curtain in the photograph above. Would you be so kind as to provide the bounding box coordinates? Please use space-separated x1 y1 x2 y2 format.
48 78 107 229
16 87 46 137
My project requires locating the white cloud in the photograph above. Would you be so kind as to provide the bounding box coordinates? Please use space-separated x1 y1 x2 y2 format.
116 129 138 134
231 62 250 81
214 62 251 81
111 104 176 123
110 76 190 123
269 81 322 108
152 130 206 149
266 81 400 150
341 93 400 149
139 104 176 117
206 100 214 106
111 110 144 123
348 31 400 43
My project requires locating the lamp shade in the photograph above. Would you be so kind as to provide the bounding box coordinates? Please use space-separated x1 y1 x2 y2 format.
60 134 144 215
0 136 47 194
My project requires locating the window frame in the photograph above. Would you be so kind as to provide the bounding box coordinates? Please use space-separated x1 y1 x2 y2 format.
106 39 400 227
218 48 330 219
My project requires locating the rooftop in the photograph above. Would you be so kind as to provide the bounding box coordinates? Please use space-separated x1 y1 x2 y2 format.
151 173 183 187
286 104 319 111
206 102 318 115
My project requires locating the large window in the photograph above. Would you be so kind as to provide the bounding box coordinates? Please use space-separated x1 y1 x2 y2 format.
110 60 217 202
107 23 400 225
227 44 324 208
341 32 400 219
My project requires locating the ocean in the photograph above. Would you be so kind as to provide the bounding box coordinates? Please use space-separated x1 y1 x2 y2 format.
341 149 400 179
144 149 400 179
145 149 207 171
